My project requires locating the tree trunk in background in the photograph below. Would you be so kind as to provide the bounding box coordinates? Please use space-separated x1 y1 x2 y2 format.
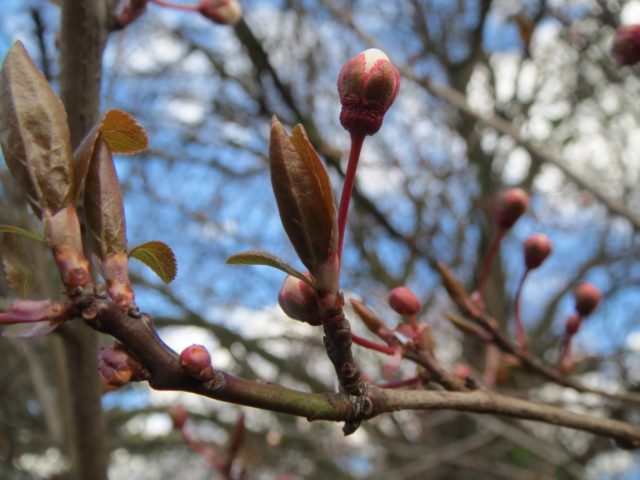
59 1 110 478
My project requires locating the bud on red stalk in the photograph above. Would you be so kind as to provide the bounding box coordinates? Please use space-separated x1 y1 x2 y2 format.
198 0 242 25
495 188 529 230
388 286 421 316
337 48 400 136
167 404 189 430
612 25 640 66
574 283 602 317
277 274 320 325
523 233 552 269
565 313 581 336
180 344 214 381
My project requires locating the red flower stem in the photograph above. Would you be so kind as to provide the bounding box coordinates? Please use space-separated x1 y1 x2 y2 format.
378 375 422 389
351 333 398 355
337 132 365 262
151 0 199 11
475 230 504 299
406 314 419 333
513 269 530 349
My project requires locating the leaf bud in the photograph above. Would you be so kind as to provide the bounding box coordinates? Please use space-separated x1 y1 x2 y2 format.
198 0 242 25
337 48 400 136
388 286 421 316
277 274 320 325
167 404 189 430
565 313 581 336
180 344 214 381
495 188 529 230
98 343 146 391
612 25 640 66
574 283 602 317
523 233 552 269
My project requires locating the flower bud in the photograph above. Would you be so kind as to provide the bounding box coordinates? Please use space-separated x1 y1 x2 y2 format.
167 404 189 430
277 274 320 325
337 48 400 136
198 0 242 25
574 283 602 317
495 188 529 230
180 344 214 381
0 299 69 337
523 233 552 269
99 343 146 391
612 25 640 66
565 313 581 336
388 286 420 316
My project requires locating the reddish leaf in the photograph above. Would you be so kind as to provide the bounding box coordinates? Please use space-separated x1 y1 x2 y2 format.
269 117 337 274
129 241 177 283
0 41 73 215
83 135 127 259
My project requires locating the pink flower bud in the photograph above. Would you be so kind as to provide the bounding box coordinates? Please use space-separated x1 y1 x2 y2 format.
574 283 602 317
277 274 320 325
337 48 400 136
0 300 69 337
180 344 214 381
523 233 552 269
167 404 189 430
99 343 146 391
612 25 640 66
388 286 421 316
565 313 581 336
495 188 529 230
198 0 242 25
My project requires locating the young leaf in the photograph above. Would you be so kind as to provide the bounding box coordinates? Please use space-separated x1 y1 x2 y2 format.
1 233 33 298
129 241 177 283
0 224 44 244
269 117 337 275
72 109 148 200
0 41 73 215
83 135 127 259
226 251 316 288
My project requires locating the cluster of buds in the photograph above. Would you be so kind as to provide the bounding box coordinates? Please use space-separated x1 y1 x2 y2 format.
99 343 148 391
180 344 215 381
612 25 640 66
558 283 602 374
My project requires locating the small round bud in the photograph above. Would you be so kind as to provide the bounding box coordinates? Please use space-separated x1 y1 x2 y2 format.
277 274 320 325
198 0 242 25
337 48 400 136
523 233 552 269
574 283 602 317
180 344 214 381
167 404 189 430
565 314 581 336
612 25 640 66
388 286 421 316
495 188 529 230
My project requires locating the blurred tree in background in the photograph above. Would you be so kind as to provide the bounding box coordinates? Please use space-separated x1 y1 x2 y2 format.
2 0 640 479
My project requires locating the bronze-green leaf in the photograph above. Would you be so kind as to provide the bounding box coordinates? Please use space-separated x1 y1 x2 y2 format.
269 117 337 274
72 109 148 200
226 250 316 288
129 241 177 283
0 41 73 215
83 135 127 259
1 233 33 298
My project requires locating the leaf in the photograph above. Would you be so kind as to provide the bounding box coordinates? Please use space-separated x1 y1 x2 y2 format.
83 135 127 259
0 41 73 215
269 117 337 274
72 109 148 199
226 251 315 288
129 241 177 283
0 233 33 298
0 224 44 243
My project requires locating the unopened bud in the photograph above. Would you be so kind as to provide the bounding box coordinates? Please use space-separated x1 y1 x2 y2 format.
388 286 421 316
523 233 552 269
0 299 68 337
167 404 189 430
277 274 320 325
198 0 242 25
99 343 146 391
495 188 529 230
574 283 602 317
337 48 400 136
180 344 214 381
565 313 581 336
612 25 640 66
